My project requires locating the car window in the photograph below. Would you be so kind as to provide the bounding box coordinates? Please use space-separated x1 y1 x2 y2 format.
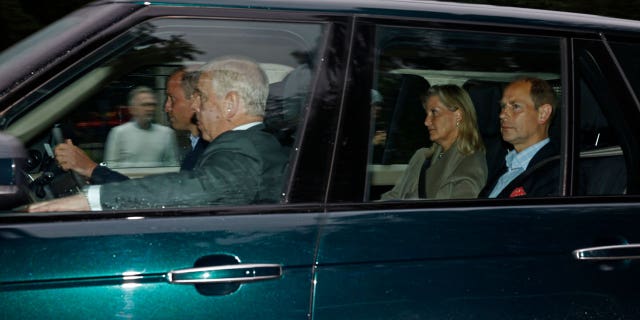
575 77 627 195
609 41 640 102
574 40 634 196
5 17 324 208
366 25 563 201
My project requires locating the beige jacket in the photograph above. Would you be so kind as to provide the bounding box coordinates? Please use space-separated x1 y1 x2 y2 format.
381 141 488 200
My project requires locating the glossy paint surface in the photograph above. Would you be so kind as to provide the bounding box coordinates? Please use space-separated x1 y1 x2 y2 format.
2 0 640 319
129 0 640 33
313 203 640 318
0 213 321 319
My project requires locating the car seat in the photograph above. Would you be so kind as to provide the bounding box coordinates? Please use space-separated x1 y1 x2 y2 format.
463 80 508 180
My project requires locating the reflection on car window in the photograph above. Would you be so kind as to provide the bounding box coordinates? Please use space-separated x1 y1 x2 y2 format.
7 18 324 208
49 19 323 170
366 26 562 201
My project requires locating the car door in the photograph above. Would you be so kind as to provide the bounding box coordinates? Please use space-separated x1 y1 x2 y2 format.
312 16 640 319
0 4 349 319
1 213 320 319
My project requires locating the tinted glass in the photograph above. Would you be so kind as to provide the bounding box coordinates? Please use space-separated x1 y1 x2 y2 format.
610 41 640 102
367 26 562 201
6 18 323 210
575 79 627 195
575 41 631 195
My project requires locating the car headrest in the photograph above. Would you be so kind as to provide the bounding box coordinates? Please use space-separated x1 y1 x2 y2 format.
463 80 505 138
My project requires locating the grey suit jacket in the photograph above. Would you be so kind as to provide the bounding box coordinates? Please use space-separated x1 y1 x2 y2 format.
381 141 488 200
98 124 289 210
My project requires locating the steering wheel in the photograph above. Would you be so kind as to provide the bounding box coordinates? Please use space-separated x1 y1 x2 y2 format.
24 125 87 200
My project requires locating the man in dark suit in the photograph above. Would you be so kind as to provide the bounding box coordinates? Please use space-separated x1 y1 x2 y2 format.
480 77 561 198
29 56 290 211
163 68 209 171
54 67 208 184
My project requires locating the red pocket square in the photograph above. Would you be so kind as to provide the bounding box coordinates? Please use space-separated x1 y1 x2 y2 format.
509 186 527 198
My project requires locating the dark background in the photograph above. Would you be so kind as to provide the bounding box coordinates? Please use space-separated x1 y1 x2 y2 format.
1 0 640 51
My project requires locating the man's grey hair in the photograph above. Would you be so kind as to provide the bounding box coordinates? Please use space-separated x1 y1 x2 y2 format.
127 86 155 106
199 56 269 117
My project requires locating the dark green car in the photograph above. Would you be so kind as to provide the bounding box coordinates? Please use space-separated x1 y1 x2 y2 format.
2 0 640 318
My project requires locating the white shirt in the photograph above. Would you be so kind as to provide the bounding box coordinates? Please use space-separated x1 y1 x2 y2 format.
104 121 179 168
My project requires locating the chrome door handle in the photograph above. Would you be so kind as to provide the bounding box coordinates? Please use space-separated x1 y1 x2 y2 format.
167 264 282 284
573 244 640 260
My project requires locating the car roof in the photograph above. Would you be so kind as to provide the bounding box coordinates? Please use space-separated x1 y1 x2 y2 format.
95 0 640 34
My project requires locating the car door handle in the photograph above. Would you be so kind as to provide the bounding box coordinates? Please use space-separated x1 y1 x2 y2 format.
573 244 640 260
166 263 282 284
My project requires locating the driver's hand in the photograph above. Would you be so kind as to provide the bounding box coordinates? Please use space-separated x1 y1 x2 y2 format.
55 139 98 178
27 194 90 212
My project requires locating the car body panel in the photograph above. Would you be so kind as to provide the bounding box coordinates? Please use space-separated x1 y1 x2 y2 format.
1 0 640 319
0 211 321 318
314 202 640 318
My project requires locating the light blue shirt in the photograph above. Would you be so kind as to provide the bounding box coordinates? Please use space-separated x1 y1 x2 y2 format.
189 134 199 151
488 138 550 198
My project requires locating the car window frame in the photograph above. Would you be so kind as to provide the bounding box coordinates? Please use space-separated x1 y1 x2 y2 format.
0 6 353 217
330 15 583 206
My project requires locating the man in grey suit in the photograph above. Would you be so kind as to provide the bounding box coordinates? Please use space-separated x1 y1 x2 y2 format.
29 56 290 212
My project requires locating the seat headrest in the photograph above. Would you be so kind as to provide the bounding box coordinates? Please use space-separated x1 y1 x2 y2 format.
463 80 505 137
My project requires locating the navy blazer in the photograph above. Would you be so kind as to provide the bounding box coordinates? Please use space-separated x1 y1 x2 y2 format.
180 138 208 171
480 141 561 198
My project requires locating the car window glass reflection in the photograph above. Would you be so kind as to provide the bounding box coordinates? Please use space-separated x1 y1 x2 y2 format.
7 18 324 210
367 26 562 201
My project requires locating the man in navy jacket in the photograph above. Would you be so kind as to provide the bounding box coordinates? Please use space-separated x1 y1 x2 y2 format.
480 77 561 198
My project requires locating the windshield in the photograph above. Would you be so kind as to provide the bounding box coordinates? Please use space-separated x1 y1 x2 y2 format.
0 3 138 109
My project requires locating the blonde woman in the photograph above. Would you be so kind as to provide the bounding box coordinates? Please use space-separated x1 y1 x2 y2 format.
381 84 487 200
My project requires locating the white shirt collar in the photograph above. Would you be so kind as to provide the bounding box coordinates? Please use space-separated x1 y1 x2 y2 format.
233 121 262 131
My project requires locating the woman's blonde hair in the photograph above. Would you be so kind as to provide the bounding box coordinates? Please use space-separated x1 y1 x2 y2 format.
422 84 484 155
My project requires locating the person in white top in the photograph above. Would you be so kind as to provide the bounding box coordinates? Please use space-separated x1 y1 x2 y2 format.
103 86 179 168
28 56 290 212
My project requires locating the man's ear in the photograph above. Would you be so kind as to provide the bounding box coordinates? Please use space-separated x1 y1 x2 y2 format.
538 104 552 124
190 101 200 113
224 91 240 118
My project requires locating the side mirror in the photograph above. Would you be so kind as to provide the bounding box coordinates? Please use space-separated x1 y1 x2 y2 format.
0 133 29 210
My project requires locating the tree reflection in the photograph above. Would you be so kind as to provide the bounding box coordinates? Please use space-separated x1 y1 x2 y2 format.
109 24 204 69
